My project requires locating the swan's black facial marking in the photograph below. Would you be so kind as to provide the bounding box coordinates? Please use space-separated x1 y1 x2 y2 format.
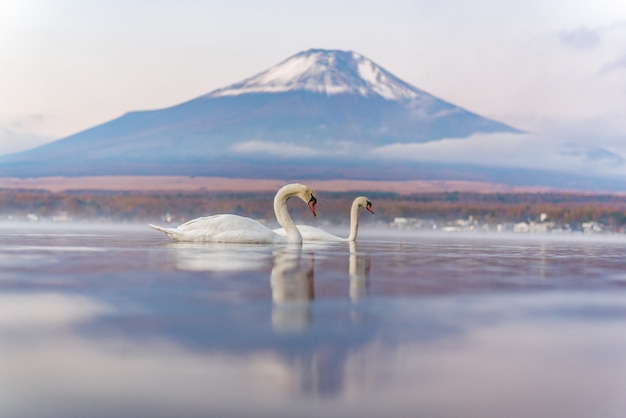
366 201 375 214
308 195 317 216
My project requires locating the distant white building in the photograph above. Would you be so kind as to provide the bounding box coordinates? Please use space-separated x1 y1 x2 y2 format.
535 222 555 233
513 222 529 233
514 214 555 233
52 211 69 222
582 221 603 234
390 217 422 230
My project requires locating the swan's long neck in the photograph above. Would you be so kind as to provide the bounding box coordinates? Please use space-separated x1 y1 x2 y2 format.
346 199 361 242
274 186 303 244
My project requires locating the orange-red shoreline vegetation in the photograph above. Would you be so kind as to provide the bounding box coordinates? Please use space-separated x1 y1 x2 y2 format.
2 178 626 229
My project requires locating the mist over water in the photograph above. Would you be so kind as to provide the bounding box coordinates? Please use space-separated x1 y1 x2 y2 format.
2 222 626 417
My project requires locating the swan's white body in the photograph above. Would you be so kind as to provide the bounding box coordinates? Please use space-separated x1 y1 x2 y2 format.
274 196 374 242
149 183 317 244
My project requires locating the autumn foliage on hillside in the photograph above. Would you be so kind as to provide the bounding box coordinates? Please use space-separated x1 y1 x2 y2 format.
2 189 626 229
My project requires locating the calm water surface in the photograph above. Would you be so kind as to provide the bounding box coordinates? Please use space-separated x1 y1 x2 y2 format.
2 222 626 417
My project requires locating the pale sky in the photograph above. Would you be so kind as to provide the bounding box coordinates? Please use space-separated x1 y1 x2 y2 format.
2 0 626 172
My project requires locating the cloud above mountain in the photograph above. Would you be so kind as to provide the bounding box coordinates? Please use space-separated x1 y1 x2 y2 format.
372 130 626 176
559 27 601 50
230 141 324 158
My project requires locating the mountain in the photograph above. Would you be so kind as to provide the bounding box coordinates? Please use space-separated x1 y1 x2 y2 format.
0 49 523 180
14 49 626 190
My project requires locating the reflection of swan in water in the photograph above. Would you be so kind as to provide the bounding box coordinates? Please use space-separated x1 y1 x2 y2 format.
274 196 374 242
270 246 315 333
149 183 317 244
165 243 272 272
270 243 372 395
349 241 371 301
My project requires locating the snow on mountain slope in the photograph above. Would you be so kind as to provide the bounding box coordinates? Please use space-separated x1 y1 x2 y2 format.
207 49 429 100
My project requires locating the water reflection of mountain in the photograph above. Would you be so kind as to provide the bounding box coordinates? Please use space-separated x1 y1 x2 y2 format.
78 241 458 398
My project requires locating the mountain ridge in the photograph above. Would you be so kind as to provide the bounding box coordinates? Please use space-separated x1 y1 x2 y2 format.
0 48 531 183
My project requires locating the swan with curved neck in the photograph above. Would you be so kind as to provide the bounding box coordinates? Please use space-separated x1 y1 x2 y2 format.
149 183 317 244
274 196 374 242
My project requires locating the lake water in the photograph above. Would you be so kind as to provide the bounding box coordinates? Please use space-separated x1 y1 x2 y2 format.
2 222 626 418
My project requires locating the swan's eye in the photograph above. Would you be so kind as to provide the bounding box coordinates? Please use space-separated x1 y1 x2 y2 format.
308 195 317 205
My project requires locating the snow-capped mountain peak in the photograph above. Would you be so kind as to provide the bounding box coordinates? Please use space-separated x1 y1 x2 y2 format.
206 49 426 100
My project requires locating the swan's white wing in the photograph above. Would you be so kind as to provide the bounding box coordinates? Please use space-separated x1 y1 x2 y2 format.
150 182 319 244
273 225 343 242
151 214 286 243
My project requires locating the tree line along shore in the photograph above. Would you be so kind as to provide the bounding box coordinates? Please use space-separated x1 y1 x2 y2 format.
3 188 626 232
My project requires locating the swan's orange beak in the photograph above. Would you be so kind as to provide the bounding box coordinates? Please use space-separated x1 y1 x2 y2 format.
366 201 375 214
308 195 317 216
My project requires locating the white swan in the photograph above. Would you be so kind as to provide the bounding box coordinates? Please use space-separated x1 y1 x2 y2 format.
274 196 374 242
149 183 318 244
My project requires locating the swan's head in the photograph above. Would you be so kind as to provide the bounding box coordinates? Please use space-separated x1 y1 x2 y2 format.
302 186 318 217
278 183 318 217
356 196 375 214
